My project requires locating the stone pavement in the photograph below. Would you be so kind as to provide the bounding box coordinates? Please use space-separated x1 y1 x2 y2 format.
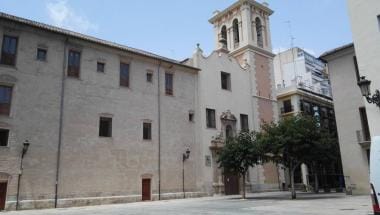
4 192 373 215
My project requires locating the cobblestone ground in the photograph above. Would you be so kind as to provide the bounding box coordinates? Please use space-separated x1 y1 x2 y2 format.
4 192 373 215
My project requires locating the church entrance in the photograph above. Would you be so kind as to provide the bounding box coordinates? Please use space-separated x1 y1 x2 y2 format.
224 169 239 195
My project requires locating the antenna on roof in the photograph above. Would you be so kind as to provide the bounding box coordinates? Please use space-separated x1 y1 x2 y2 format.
285 20 295 49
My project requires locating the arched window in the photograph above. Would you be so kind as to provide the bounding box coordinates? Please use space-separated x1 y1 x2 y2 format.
220 25 227 47
225 125 233 139
233 19 240 44
256 17 263 48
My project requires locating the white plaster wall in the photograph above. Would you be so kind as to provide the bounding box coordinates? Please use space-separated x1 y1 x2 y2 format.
347 0 380 137
325 48 370 194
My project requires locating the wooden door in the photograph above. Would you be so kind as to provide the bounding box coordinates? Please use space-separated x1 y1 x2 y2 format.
142 179 151 201
224 170 239 195
0 182 7 210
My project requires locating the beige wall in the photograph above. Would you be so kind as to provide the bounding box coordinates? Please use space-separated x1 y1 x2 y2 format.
0 19 202 210
323 46 370 194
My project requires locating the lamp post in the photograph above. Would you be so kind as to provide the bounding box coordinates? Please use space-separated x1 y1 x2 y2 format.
358 76 380 107
182 148 190 198
16 140 30 210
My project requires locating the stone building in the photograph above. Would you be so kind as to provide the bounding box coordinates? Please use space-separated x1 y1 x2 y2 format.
185 0 282 194
0 12 203 210
320 43 371 195
0 0 280 211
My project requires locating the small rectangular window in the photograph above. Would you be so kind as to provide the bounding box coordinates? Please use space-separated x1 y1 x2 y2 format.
240 114 249 131
377 15 380 31
165 73 173 95
189 112 194 122
97 62 105 73
120 63 130 87
0 86 12 116
143 122 152 140
99 117 112 137
221 72 231 90
206 108 216 128
68 50 81 78
37 48 47 61
0 129 9 146
146 72 153 83
1 35 18 66
282 100 293 113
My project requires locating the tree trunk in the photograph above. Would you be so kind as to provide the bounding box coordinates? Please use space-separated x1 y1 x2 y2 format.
314 173 319 194
290 163 297 199
242 172 246 199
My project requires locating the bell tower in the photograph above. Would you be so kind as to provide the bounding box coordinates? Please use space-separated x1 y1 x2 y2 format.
209 0 273 55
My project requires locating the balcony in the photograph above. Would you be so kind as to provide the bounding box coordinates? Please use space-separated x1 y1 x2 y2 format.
356 130 371 148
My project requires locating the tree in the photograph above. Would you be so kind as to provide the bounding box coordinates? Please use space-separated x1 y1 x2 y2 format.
217 131 265 199
305 130 340 193
258 115 321 199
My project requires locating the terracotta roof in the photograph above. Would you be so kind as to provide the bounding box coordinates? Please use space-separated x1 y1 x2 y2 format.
0 12 199 71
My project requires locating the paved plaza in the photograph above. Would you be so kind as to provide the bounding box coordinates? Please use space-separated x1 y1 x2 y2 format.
4 192 373 215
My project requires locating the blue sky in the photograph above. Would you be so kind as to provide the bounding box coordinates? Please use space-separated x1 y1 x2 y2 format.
1 0 352 60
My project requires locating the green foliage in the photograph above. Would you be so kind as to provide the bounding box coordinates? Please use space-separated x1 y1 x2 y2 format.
217 131 264 176
258 115 324 169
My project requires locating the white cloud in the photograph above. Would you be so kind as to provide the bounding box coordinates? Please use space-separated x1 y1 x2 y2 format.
46 0 98 33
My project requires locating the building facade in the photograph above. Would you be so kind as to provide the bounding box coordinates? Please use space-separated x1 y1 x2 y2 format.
347 0 380 142
320 43 371 195
0 0 280 211
274 47 332 98
0 13 203 210
274 48 341 190
185 0 282 194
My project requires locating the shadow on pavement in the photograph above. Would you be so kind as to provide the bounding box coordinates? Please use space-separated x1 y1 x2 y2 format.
229 192 346 201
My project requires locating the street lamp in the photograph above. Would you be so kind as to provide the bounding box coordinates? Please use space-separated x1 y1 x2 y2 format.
16 140 30 210
358 76 380 108
182 148 190 198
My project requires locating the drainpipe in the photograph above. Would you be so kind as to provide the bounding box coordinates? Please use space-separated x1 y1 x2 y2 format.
157 61 162 200
54 37 68 208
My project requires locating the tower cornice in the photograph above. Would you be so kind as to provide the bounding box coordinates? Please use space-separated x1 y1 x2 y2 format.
209 0 273 24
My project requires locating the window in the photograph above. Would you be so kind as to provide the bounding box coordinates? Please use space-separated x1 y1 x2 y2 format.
0 86 12 116
225 125 233 139
165 73 173 95
68 50 81 78
377 15 380 31
233 19 240 44
240 114 249 131
282 100 293 113
0 129 9 146
189 112 194 122
221 72 231 90
220 26 227 47
206 108 216 128
1 35 18 66
97 62 105 73
99 117 112 137
359 107 371 142
256 17 264 48
143 122 152 140
353 56 360 82
120 63 130 87
146 72 153 83
36 48 47 61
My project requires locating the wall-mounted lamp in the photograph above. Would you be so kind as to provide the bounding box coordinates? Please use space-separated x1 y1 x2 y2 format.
358 76 380 108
